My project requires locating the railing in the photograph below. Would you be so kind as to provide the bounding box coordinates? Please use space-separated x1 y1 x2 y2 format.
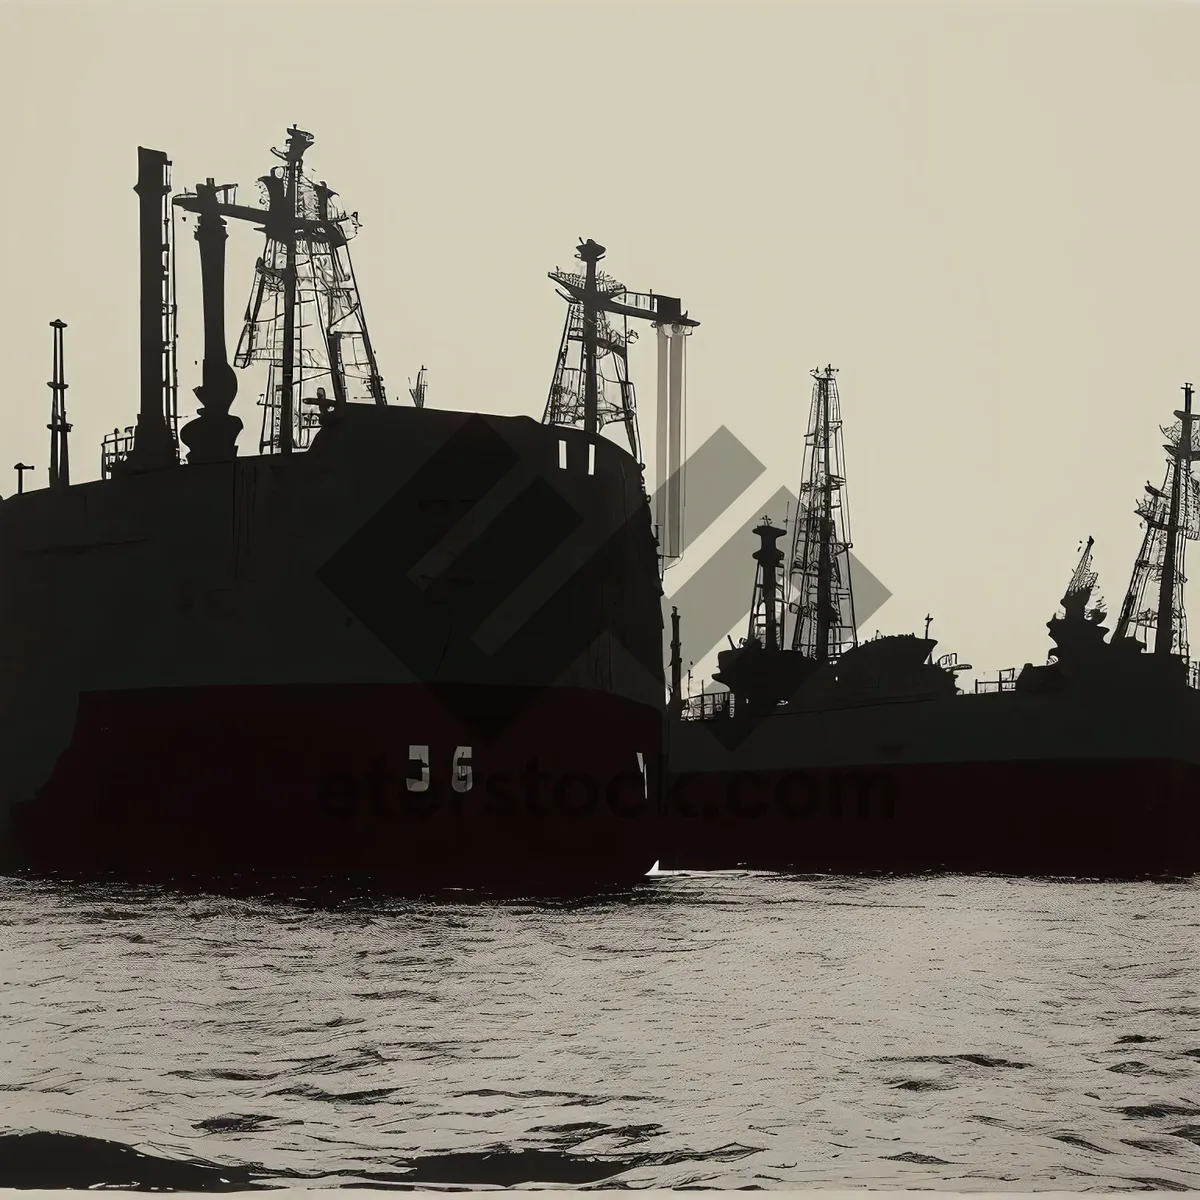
683 691 735 721
974 666 1018 694
100 419 181 478
100 426 136 480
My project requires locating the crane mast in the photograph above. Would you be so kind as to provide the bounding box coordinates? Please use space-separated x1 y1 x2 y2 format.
1113 382 1200 660
173 127 391 458
1062 535 1100 618
542 240 698 571
787 366 857 663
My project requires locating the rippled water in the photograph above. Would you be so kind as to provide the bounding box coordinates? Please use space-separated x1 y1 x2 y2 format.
2 871 1200 1190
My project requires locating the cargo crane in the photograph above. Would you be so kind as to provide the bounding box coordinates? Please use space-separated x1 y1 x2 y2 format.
787 365 857 664
1063 536 1102 618
174 126 389 456
543 239 699 569
1113 382 1200 669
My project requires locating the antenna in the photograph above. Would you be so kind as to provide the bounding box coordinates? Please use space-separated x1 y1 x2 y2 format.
47 319 71 489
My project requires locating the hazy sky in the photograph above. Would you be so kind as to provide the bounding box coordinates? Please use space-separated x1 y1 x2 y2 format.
4 0 1200 688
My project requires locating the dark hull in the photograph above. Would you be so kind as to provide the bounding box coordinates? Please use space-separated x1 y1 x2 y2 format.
10 683 661 889
662 757 1200 876
0 405 667 889
664 688 1200 877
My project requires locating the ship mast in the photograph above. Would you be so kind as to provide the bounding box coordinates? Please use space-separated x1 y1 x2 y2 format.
46 319 70 489
1154 383 1198 654
186 126 392 456
542 241 698 571
1113 382 1200 657
788 365 857 662
747 518 789 652
1063 535 1099 618
278 127 307 454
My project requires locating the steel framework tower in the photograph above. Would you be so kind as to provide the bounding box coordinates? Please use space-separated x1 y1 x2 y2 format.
542 241 698 570
544 245 644 460
231 127 387 455
746 518 789 653
1062 535 1102 619
787 365 857 663
46 319 71 489
1113 383 1200 659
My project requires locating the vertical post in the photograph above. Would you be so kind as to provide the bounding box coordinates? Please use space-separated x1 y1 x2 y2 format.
667 327 684 559
121 148 176 473
669 606 683 720
278 146 300 453
655 324 670 550
577 238 605 438
279 151 299 455
814 368 835 663
178 182 242 464
273 127 315 453
14 464 33 494
47 319 70 489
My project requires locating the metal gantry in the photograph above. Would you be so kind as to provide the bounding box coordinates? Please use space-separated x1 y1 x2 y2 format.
171 128 389 457
1113 383 1200 661
787 366 858 663
47 319 71 489
225 128 388 454
542 239 698 570
746 518 790 653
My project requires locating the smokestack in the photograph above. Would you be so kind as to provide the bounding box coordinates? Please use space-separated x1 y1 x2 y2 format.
119 147 176 474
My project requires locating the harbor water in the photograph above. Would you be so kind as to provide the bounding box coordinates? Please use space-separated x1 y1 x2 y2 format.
2 870 1199 1190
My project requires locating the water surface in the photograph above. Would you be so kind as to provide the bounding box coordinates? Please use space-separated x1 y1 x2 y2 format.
2 871 1199 1190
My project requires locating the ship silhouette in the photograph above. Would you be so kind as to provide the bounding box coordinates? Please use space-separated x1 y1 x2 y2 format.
664 369 1200 877
0 129 683 891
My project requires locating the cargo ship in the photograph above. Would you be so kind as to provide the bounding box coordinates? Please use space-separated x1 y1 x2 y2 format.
0 128 693 890
662 367 1200 877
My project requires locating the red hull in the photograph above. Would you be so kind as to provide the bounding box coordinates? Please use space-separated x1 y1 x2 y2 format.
662 758 1200 876
10 683 664 888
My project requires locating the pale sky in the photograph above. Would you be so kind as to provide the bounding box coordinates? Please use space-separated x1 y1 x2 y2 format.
4 0 1200 690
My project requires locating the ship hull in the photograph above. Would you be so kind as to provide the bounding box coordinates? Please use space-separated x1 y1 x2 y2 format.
664 690 1200 877
9 683 661 888
0 405 667 890
663 756 1200 877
